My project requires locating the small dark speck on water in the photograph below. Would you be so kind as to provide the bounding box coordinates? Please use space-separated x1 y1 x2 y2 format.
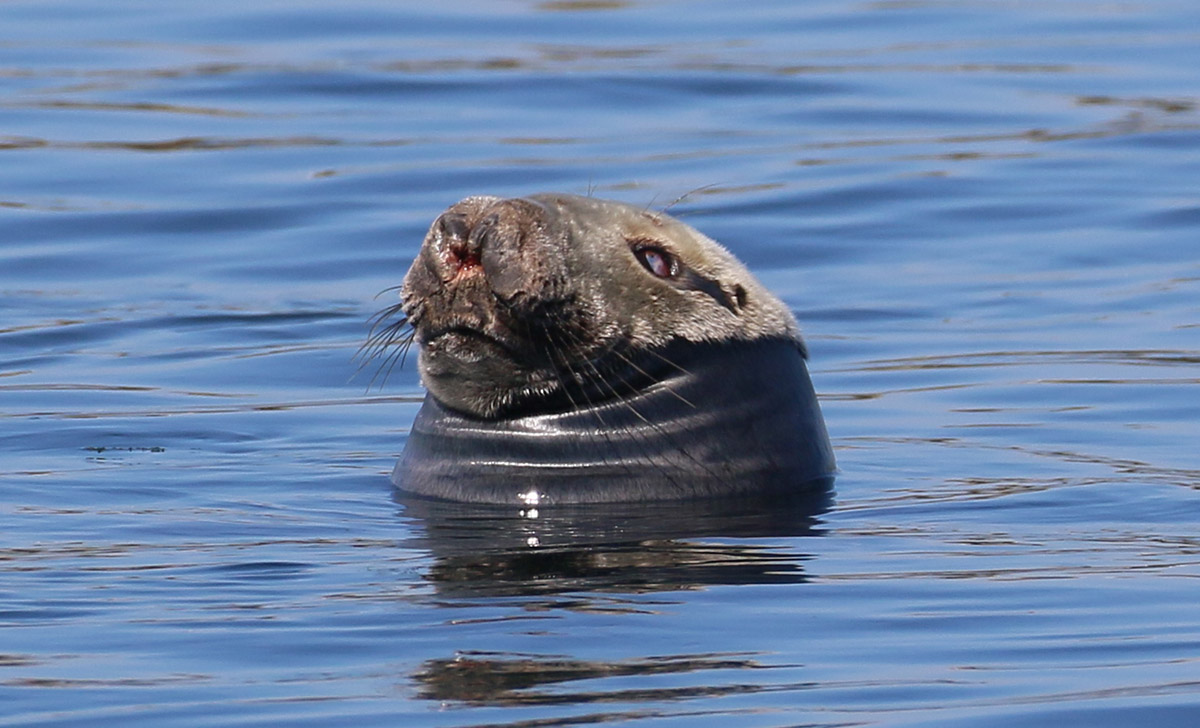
84 446 166 453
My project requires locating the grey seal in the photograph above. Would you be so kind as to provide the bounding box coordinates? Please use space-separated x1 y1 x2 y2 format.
364 193 834 505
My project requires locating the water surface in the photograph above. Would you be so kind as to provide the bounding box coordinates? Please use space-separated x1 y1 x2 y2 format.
2 1 1199 726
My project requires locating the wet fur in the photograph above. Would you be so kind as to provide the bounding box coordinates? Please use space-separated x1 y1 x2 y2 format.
367 193 804 419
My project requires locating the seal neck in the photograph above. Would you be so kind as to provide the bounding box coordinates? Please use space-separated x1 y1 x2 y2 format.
507 336 758 420
396 337 835 504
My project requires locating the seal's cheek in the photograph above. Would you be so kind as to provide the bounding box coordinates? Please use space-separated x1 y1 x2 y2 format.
480 224 566 308
398 254 441 320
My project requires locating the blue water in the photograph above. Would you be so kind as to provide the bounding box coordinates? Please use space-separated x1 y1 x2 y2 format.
2 1 1199 726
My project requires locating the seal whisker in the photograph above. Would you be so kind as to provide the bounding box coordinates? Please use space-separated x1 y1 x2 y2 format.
541 322 673 485
607 347 698 410
553 325 713 490
537 323 615 432
370 331 415 388
355 299 416 389
361 301 405 341
364 299 409 334
639 344 695 378
359 330 414 389
540 328 669 491
356 313 408 363
371 284 405 300
658 183 723 216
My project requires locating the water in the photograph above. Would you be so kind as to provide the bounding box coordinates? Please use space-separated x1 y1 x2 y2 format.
2 1 1198 725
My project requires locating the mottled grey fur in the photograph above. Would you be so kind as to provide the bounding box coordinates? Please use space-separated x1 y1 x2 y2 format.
400 193 803 419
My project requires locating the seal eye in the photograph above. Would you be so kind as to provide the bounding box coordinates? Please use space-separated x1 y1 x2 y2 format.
633 245 676 279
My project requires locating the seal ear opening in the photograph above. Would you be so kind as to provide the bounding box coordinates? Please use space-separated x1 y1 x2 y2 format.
734 284 747 310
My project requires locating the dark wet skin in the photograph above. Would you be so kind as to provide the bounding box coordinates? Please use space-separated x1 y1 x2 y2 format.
396 338 835 505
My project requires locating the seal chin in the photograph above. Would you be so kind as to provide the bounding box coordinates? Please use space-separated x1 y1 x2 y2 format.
418 334 552 420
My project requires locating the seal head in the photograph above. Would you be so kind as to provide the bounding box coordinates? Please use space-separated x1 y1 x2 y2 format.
381 193 834 504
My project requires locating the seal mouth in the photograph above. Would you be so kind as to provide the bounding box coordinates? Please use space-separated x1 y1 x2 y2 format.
422 325 525 363
425 325 505 346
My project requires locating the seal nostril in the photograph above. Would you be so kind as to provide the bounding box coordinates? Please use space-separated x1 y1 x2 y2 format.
474 223 497 252
434 213 483 277
438 213 470 242
446 239 481 275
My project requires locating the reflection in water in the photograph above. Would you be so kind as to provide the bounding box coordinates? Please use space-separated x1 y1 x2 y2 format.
402 489 829 712
399 482 831 599
414 650 770 706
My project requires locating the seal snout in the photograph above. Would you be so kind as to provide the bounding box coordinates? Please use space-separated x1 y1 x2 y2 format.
400 197 573 417
431 212 483 282
423 199 567 314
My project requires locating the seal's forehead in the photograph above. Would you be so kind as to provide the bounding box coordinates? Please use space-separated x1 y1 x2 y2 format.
524 193 641 223
524 193 706 244
523 194 752 287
